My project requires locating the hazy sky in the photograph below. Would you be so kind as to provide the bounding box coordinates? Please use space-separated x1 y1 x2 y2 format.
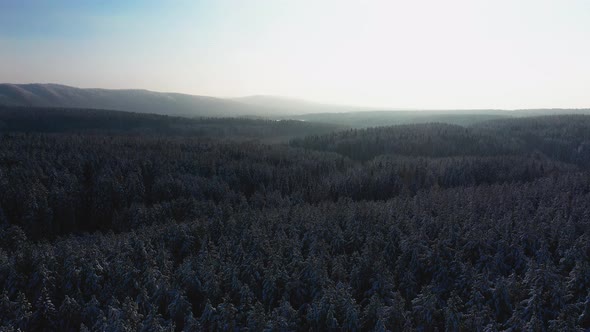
1 0 589 109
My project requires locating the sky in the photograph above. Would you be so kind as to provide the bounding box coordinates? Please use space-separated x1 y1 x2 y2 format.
1 0 589 109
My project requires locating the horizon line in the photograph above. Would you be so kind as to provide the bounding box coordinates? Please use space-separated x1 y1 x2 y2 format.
2 82 590 112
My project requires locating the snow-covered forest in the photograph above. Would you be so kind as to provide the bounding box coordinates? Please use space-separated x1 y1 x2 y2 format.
1 108 589 331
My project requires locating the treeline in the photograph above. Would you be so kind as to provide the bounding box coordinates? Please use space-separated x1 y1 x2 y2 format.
474 115 590 166
1 112 590 330
290 123 518 161
0 106 343 142
292 116 590 167
294 110 511 128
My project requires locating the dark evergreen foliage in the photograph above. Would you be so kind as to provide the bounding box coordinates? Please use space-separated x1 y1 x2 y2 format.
0 106 343 143
1 110 589 330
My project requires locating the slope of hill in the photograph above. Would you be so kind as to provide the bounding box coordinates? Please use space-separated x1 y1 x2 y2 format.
0 106 344 143
0 83 333 117
292 114 590 166
292 109 590 128
292 110 513 127
3 83 589 126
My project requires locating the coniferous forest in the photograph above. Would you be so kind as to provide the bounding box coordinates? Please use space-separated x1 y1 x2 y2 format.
1 107 590 331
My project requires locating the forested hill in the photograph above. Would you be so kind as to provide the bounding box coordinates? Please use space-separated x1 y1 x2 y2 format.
0 106 344 142
4 83 589 124
292 114 590 166
0 84 358 117
291 123 515 161
1 111 590 330
293 111 511 127
292 109 590 128
0 83 271 117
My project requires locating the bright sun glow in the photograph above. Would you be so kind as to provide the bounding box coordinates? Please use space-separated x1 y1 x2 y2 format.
1 0 589 109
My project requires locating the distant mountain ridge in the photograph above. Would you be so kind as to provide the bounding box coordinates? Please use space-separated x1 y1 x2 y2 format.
2 83 589 120
0 83 358 117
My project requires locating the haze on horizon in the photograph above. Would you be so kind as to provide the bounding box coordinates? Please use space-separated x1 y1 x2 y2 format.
1 0 589 110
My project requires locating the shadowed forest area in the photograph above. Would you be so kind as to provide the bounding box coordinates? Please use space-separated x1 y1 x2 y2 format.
1 107 590 331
